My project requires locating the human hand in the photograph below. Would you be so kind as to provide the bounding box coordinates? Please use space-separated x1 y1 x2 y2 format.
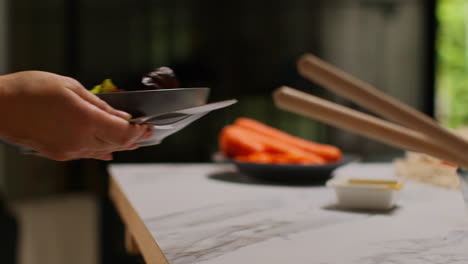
0 71 153 161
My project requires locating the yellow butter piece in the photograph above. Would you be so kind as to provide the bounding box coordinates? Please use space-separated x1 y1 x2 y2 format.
347 179 403 190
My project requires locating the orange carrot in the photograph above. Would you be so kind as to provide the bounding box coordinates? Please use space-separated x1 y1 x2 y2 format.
440 161 457 168
234 117 342 161
235 152 320 165
219 125 265 158
226 125 326 164
235 152 275 164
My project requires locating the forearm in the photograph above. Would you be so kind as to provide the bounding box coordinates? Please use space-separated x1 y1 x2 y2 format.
0 74 12 137
0 73 24 140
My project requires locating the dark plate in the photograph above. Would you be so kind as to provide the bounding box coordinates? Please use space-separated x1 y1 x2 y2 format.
96 87 212 146
232 154 359 183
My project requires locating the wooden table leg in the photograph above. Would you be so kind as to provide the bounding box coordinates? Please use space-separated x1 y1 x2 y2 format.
109 177 169 263
125 229 140 255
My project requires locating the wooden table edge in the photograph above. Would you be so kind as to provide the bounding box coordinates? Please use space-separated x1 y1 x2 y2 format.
109 176 169 264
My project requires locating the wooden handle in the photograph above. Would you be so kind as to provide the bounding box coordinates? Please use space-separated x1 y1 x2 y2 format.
273 86 468 168
297 53 468 164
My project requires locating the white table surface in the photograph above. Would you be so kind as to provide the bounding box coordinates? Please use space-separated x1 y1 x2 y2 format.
109 162 468 264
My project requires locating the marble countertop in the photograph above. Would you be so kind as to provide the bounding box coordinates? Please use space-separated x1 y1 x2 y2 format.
109 163 468 264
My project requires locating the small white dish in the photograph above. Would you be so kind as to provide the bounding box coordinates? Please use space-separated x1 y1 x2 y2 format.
326 178 403 210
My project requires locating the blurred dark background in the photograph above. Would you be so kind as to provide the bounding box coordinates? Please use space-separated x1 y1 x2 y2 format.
0 0 434 263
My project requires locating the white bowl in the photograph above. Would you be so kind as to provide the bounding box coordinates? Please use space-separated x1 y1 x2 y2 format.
326 178 402 210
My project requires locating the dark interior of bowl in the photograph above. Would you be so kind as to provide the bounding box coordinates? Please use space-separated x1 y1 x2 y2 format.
96 87 210 117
